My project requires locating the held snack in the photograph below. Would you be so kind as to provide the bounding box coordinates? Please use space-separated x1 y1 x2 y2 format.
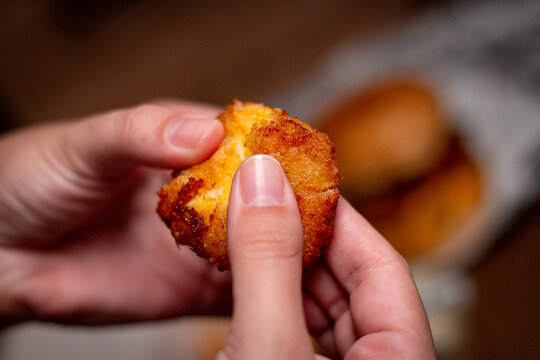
318 79 482 259
157 100 340 270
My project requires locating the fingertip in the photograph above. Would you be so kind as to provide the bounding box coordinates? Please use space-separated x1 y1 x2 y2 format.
331 196 397 258
191 117 224 161
67 103 226 177
227 155 302 263
221 155 316 359
226 155 308 340
162 115 224 167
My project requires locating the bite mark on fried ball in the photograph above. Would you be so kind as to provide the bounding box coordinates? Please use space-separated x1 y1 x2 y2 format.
157 100 340 270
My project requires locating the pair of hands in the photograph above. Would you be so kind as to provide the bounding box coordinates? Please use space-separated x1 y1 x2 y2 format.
0 101 435 359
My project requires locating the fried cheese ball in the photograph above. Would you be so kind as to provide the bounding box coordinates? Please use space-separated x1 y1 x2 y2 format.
319 80 449 199
355 138 482 259
157 100 340 270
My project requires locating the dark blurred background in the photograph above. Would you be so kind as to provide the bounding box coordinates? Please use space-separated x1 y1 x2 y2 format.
0 0 432 127
0 1 539 359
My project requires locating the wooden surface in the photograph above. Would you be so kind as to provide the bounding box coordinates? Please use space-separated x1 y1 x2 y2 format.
0 1 538 359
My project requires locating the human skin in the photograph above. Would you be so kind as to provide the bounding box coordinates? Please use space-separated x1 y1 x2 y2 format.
0 102 435 359
0 101 232 324
220 155 436 360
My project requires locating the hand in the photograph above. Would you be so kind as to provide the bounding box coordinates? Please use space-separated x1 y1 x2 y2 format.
220 155 436 359
0 101 231 325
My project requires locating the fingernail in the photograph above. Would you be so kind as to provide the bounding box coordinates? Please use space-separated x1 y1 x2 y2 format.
167 116 220 149
238 155 285 207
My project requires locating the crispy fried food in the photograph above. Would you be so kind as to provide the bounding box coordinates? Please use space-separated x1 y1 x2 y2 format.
320 80 449 199
157 100 340 270
318 79 483 259
354 138 483 258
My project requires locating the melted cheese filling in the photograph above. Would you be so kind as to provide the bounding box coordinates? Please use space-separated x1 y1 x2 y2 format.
184 104 273 220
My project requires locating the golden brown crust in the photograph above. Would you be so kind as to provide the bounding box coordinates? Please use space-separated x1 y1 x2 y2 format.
157 100 340 270
246 118 340 266
317 79 482 260
354 138 482 258
320 80 449 199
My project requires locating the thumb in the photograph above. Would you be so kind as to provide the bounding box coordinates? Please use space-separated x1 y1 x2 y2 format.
63 102 224 178
0 101 223 245
221 155 313 360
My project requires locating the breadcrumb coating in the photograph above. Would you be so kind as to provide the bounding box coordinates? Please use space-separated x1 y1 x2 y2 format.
320 80 449 199
157 100 340 270
355 138 482 258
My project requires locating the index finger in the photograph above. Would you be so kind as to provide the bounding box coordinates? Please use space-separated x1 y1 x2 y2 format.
325 198 435 358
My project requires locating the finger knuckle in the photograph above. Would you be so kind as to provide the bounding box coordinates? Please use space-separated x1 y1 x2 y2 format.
129 103 164 122
114 104 164 143
239 228 302 261
395 253 411 274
